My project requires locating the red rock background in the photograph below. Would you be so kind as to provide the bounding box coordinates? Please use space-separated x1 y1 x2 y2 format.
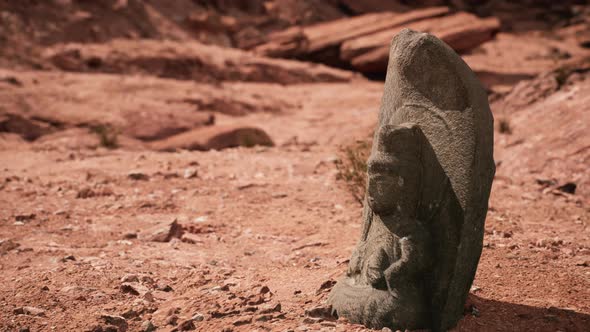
0 1 589 331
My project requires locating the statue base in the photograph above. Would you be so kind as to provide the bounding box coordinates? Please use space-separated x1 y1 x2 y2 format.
327 277 430 330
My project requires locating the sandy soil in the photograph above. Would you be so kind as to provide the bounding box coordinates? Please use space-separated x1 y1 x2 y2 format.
1 77 589 331
1 2 589 332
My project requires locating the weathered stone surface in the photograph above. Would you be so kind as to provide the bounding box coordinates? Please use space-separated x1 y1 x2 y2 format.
151 125 274 152
328 29 495 331
343 12 500 73
253 9 498 74
254 7 449 58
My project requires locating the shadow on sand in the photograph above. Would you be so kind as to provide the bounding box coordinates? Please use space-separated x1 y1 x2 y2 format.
454 294 590 331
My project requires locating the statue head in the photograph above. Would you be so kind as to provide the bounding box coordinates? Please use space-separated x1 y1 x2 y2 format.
366 123 422 217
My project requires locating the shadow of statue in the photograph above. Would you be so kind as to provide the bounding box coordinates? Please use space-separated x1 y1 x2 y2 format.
456 294 590 331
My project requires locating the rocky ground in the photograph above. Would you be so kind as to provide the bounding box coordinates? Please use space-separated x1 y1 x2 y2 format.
1 1 590 331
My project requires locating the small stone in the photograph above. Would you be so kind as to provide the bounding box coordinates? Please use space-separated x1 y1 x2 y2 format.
0 239 20 254
149 220 184 242
19 328 30 332
120 282 149 297
143 291 154 302
166 315 179 326
255 314 280 322
76 187 95 198
183 168 198 179
128 171 149 181
121 309 139 319
140 275 155 285
177 319 196 330
193 216 207 223
123 233 137 239
141 320 156 332
121 274 139 283
100 314 127 330
232 316 252 326
557 182 576 194
191 313 204 322
260 285 270 294
22 306 46 316
61 255 76 262
15 214 36 222
120 284 140 296
157 284 173 292
87 325 104 332
259 302 281 314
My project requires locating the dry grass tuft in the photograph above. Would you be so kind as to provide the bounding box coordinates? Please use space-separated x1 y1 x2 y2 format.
335 138 371 204
90 124 119 149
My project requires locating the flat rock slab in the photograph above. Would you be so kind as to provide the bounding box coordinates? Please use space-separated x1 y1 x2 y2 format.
45 39 360 84
0 69 289 145
151 125 274 152
253 8 499 74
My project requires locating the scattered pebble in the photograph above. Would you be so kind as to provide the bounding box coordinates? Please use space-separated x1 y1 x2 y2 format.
183 168 198 179
232 316 252 326
14 306 46 317
128 171 149 181
120 282 146 296
191 313 204 322
149 220 184 242
193 216 208 223
166 315 179 326
470 285 482 293
176 318 196 331
121 309 139 319
121 274 139 283
556 182 576 194
15 214 36 222
259 302 281 314
141 320 156 332
61 255 76 262
122 232 137 239
100 314 127 329
0 239 20 254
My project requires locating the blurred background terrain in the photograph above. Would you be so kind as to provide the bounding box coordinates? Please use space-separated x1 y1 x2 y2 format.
0 1 589 331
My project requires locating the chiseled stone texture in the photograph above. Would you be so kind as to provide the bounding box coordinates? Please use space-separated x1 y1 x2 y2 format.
328 29 495 331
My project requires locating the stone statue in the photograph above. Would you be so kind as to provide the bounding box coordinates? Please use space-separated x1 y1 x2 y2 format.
328 29 495 331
